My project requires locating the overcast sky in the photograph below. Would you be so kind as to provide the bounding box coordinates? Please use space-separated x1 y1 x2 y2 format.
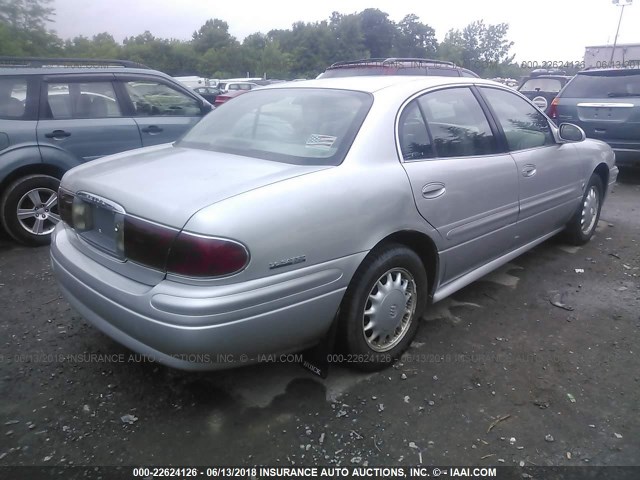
50 0 640 62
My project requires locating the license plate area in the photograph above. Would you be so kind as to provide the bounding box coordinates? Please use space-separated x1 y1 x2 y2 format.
75 192 126 260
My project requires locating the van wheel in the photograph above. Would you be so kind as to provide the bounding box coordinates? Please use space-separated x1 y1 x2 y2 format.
564 174 603 246
338 244 428 371
0 175 61 246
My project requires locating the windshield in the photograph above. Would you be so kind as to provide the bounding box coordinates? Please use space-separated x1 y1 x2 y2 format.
178 88 373 166
561 71 640 98
519 78 563 93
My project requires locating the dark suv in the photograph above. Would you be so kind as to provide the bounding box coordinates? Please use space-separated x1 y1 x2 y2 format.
549 68 640 166
518 74 572 113
0 57 211 245
317 58 479 79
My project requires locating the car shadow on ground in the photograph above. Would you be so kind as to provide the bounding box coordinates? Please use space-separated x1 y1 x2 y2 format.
616 166 640 185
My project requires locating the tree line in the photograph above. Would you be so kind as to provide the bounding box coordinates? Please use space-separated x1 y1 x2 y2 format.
1 0 530 79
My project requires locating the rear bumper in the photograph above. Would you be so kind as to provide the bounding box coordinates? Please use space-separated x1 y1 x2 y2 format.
51 224 364 370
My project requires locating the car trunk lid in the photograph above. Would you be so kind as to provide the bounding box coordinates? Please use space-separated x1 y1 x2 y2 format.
62 143 331 229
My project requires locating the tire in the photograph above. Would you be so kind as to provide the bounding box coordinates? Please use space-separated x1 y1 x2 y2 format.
338 244 428 371
0 174 61 246
564 174 603 246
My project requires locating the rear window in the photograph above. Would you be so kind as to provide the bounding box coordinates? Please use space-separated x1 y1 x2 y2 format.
427 68 460 77
561 71 640 98
519 78 563 93
318 65 465 78
179 88 373 166
319 67 391 78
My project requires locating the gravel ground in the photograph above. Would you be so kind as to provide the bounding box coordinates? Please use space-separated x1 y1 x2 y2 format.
0 169 638 468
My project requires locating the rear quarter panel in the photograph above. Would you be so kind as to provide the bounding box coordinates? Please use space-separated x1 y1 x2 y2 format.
180 90 442 288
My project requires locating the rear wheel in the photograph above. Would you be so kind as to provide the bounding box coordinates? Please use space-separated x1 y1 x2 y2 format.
0 174 61 246
338 244 428 371
564 174 603 245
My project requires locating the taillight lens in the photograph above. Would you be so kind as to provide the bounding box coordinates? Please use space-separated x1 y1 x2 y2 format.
57 192 248 278
166 232 249 277
123 216 178 271
547 97 559 119
58 189 74 226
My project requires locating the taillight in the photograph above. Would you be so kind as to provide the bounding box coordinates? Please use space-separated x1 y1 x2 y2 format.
123 216 178 271
547 97 559 119
57 191 248 278
58 189 74 226
166 232 249 277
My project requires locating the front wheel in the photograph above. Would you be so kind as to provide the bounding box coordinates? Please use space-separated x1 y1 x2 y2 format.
338 244 428 371
564 174 603 246
0 174 61 246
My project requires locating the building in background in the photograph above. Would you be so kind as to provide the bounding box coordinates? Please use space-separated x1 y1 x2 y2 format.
584 43 640 68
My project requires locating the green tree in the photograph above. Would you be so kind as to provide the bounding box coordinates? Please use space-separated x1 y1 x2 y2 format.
328 12 368 62
0 0 54 30
438 29 465 66
440 20 515 76
192 19 235 54
394 14 438 58
64 33 121 59
0 0 62 55
358 9 396 58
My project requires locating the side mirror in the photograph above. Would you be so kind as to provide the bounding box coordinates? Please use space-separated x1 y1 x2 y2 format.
558 123 586 143
201 102 213 114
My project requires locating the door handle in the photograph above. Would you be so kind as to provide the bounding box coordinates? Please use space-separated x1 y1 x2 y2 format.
141 125 163 135
421 182 446 199
44 130 71 139
522 165 537 177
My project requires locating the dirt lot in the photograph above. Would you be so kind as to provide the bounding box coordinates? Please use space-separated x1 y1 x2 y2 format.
0 169 639 469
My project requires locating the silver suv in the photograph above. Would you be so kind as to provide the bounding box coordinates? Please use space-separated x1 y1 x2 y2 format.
0 57 211 245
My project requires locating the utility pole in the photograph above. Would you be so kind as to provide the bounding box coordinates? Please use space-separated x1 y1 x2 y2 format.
610 0 633 65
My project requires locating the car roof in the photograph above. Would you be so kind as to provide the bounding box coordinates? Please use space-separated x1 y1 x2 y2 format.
0 66 166 77
522 75 571 80
266 75 498 94
578 68 640 75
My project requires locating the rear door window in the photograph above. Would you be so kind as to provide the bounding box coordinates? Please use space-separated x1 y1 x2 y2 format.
45 81 121 119
561 72 640 98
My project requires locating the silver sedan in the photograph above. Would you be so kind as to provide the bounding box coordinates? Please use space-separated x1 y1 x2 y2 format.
50 76 618 371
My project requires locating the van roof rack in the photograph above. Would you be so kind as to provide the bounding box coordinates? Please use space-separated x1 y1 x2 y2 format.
329 58 457 68
0 56 149 69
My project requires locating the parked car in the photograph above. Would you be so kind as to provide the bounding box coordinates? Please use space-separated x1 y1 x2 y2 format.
217 81 259 92
548 67 640 166
518 74 572 112
193 86 222 104
0 56 212 245
213 81 284 106
213 89 249 107
318 58 479 79
51 76 617 372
